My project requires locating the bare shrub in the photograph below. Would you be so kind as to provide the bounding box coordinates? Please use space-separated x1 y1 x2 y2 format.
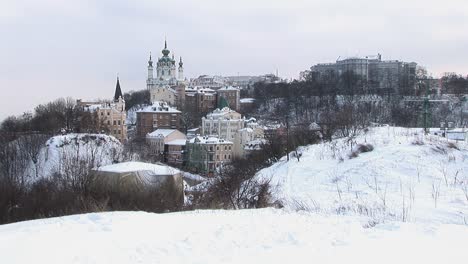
432 180 441 208
349 143 374 159
447 142 459 150
411 139 425 145
357 143 374 153
195 157 273 210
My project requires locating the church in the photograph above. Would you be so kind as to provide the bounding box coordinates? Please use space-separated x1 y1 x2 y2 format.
147 41 186 106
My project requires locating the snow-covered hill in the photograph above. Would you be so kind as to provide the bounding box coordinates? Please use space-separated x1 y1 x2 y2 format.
260 127 468 225
28 133 123 179
0 209 466 264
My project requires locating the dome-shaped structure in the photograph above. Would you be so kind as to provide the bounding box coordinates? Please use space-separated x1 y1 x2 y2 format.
162 40 170 56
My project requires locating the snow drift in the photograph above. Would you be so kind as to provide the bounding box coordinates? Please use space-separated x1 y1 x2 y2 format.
259 126 468 225
0 209 466 264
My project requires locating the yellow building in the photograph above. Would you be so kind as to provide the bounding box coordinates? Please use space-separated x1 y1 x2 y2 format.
77 78 127 142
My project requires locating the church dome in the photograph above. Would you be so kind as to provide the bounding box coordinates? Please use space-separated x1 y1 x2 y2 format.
161 40 170 56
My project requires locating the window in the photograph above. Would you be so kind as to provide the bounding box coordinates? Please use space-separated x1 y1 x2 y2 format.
228 155 231 159
100 112 104 116
107 112 110 116
229 146 231 150
113 120 116 125
118 120 121 125
107 121 111 125
118 130 121 134
216 155 219 160
224 146 227 150
224 154 227 159
217 146 219 150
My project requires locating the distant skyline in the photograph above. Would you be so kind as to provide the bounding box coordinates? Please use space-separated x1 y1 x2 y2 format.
1 0 468 120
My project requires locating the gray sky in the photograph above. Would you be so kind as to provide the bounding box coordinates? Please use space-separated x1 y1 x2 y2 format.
1 0 468 120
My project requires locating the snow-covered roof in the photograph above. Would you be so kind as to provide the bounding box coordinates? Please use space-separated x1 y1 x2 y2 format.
244 139 267 150
188 136 232 145
137 102 181 114
98 162 179 175
240 98 255 103
166 139 187 146
147 129 177 138
205 107 242 120
218 86 240 91
238 127 254 133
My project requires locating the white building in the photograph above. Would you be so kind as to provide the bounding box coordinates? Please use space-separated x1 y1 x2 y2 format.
201 107 245 141
147 40 186 105
190 75 227 90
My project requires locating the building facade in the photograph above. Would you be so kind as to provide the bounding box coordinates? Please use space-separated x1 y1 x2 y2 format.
165 139 186 166
217 86 240 112
184 87 218 114
136 101 182 138
185 136 233 175
201 107 245 141
307 54 417 93
147 41 186 106
190 75 227 90
146 129 186 156
77 78 127 142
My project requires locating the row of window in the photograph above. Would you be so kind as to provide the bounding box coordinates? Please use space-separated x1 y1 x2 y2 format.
208 145 232 151
107 120 124 125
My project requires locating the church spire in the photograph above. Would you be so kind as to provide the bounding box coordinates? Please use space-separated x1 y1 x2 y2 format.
179 56 183 68
162 39 170 56
148 52 153 67
114 76 123 102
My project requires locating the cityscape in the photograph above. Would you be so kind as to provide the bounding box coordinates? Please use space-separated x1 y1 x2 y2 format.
1 1 468 263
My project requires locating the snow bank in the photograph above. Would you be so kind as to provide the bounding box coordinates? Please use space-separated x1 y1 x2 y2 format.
98 161 179 175
0 209 466 264
28 133 123 179
259 127 468 225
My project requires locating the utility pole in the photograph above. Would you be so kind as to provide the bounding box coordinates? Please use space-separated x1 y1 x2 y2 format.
423 79 430 134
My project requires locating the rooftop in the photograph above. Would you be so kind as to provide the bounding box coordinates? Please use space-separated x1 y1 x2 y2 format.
137 101 181 114
188 136 233 145
97 161 179 175
147 129 178 138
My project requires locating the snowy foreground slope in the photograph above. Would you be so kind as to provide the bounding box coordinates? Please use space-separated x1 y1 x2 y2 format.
0 209 467 264
259 127 468 225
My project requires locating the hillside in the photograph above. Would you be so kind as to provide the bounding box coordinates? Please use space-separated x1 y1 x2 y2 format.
259 126 468 225
0 209 466 264
27 133 123 180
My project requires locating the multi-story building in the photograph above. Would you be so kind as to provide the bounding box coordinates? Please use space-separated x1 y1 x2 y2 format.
217 86 240 112
184 87 218 114
185 136 233 175
164 139 186 166
136 101 182 138
146 129 186 156
307 54 417 93
77 78 127 142
190 75 226 90
201 107 245 141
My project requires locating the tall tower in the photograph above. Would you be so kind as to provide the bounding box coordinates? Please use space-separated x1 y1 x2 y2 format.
178 56 184 80
147 52 153 80
114 76 123 102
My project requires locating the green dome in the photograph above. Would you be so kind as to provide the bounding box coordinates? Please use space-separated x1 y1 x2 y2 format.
162 40 170 56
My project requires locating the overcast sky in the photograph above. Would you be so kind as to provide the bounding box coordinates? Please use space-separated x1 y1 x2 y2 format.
1 0 468 120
